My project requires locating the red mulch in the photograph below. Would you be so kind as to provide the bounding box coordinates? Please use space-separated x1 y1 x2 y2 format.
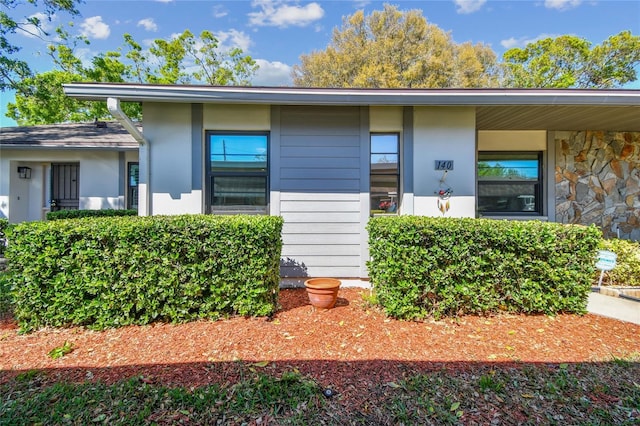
1 288 639 397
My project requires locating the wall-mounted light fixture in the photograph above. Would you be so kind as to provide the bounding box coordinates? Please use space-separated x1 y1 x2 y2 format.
17 166 32 179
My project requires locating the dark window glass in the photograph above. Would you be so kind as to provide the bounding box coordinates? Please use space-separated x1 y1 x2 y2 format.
127 162 139 210
478 152 542 214
371 134 400 214
207 133 268 214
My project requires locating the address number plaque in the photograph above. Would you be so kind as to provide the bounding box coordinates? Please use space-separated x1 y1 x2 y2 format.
435 160 454 171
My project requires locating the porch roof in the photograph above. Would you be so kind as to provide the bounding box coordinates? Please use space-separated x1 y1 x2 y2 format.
0 121 139 150
63 83 640 132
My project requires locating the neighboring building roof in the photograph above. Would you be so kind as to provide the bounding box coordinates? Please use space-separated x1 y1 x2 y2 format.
63 83 640 131
0 121 139 150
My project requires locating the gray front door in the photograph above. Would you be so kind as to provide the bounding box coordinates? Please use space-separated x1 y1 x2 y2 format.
51 163 79 211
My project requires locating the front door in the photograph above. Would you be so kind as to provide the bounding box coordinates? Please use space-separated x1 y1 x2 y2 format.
51 163 79 211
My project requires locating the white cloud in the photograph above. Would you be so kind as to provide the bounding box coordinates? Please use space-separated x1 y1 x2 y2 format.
137 18 158 32
500 33 559 49
353 1 371 8
249 0 324 28
215 29 252 52
251 59 293 86
212 4 228 18
453 0 487 14
80 16 110 40
544 0 582 11
17 12 53 38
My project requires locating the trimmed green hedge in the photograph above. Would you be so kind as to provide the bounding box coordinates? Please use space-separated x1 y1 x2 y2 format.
46 209 138 221
599 238 640 286
0 218 8 256
367 216 601 320
5 214 283 332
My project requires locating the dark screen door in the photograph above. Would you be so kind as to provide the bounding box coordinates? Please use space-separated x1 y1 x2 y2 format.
51 163 79 211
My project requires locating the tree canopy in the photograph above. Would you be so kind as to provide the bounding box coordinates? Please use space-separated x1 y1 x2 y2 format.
502 30 640 88
6 28 258 125
1 0 80 92
293 4 639 90
292 4 501 88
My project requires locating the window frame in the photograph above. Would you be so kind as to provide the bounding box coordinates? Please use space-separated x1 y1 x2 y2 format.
477 151 543 216
370 132 401 215
205 131 270 215
127 162 139 211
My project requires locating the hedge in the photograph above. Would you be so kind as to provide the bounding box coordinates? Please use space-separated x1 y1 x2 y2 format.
46 209 138 221
0 218 8 256
5 214 283 332
367 216 601 320
598 238 640 286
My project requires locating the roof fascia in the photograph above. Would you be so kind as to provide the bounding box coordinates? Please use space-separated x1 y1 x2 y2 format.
0 145 138 151
63 83 640 107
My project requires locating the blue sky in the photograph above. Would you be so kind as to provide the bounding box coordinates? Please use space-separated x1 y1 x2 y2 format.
1 0 639 127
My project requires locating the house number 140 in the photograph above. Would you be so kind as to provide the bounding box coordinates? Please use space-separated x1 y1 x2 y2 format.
435 160 454 170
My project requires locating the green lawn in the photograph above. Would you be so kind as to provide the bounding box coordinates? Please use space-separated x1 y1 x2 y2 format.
1 360 638 425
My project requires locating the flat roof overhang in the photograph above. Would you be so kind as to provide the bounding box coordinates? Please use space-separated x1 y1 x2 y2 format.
63 83 640 131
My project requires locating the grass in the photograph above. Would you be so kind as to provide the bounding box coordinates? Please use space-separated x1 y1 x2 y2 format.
1 269 638 424
1 360 638 425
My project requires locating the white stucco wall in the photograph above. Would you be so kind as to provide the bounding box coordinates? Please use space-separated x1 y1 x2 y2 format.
413 106 477 218
204 104 271 130
143 103 202 215
79 152 123 210
0 149 136 222
478 130 547 151
370 106 403 132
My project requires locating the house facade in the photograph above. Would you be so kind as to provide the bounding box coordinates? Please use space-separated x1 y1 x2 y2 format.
62 84 640 279
0 122 139 223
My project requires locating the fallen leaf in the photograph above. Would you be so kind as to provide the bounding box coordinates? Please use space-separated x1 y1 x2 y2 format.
252 361 269 367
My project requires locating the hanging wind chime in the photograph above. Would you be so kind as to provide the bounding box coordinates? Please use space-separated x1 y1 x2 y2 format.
436 170 452 215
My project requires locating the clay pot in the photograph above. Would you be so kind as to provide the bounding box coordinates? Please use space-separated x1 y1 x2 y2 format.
304 278 341 309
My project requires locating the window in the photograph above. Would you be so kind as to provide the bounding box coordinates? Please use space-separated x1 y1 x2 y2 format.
477 152 542 215
127 162 139 210
370 133 400 214
207 132 268 214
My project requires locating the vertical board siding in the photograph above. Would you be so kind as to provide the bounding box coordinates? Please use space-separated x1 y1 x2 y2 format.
279 106 362 278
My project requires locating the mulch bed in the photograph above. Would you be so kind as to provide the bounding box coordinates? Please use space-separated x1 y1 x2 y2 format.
1 287 639 399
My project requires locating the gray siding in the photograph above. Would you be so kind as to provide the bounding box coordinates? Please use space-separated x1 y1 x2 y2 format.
277 106 363 278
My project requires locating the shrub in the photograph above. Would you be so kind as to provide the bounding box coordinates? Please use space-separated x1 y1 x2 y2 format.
367 216 601 320
598 238 640 286
46 209 138 221
5 214 283 331
0 218 8 256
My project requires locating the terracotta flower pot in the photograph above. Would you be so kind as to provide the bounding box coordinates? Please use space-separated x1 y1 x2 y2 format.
304 278 341 309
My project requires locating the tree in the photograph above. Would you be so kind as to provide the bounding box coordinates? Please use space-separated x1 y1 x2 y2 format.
0 0 80 92
502 31 640 88
292 4 500 88
6 29 258 124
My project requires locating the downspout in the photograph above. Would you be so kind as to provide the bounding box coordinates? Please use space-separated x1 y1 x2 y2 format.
107 97 151 216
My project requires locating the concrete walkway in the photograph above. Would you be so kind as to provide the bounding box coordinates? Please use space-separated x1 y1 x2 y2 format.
588 292 640 325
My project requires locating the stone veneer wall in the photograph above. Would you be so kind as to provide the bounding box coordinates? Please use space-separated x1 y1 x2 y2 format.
555 131 640 240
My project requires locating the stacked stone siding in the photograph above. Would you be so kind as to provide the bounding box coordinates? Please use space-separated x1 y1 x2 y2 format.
555 131 640 240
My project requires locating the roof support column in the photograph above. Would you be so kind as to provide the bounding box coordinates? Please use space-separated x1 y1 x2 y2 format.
107 97 151 216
